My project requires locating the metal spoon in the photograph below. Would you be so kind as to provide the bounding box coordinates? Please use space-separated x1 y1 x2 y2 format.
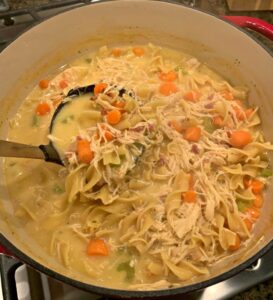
0 84 97 166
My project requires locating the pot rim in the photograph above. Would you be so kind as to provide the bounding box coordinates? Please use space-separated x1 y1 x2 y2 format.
1 0 273 297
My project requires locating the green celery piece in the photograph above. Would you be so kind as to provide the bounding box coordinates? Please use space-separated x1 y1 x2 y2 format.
32 115 40 127
260 168 273 178
117 261 135 281
52 184 64 194
203 117 216 133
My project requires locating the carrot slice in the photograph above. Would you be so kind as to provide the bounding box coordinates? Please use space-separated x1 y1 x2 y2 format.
246 207 260 220
39 79 49 90
169 120 183 133
159 82 178 96
233 106 245 121
132 47 145 57
253 194 263 208
113 100 125 109
94 83 108 95
112 48 122 57
183 90 201 102
213 116 224 127
245 108 254 119
221 90 233 100
59 79 68 89
107 109 122 125
35 102 51 116
251 179 264 195
183 126 201 142
159 71 177 82
87 239 109 256
229 234 241 251
182 190 196 203
244 219 253 232
229 130 252 148
104 130 114 141
77 139 94 164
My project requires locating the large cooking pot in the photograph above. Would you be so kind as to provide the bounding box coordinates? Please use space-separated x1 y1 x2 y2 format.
0 0 273 298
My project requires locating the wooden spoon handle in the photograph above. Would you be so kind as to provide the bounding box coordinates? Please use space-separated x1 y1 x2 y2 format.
0 140 45 160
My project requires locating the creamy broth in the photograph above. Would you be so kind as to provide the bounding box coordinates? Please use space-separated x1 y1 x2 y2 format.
4 44 273 290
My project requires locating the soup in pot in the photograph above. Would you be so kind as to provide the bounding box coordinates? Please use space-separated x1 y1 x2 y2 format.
4 44 273 290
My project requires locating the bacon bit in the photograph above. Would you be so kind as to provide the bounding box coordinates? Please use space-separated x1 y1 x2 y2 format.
204 103 214 109
100 108 108 116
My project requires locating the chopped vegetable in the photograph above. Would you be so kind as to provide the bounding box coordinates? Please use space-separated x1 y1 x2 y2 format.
77 139 94 164
107 109 122 125
59 80 68 89
253 194 263 208
85 58 92 63
246 207 260 220
52 184 64 194
229 130 252 148
243 219 253 232
229 234 241 251
212 116 224 128
183 126 201 142
104 130 114 142
35 102 51 116
169 120 183 133
245 108 254 119
94 83 108 95
112 48 122 57
113 100 126 109
32 115 40 127
221 90 233 100
182 190 196 203
260 168 273 178
237 200 248 212
87 239 109 256
251 179 264 195
39 79 49 90
132 47 145 57
159 71 177 82
203 117 216 133
183 90 201 102
159 82 178 96
117 261 135 281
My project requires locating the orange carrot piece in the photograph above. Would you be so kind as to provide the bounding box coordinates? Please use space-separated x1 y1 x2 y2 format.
169 120 183 133
104 130 114 142
244 219 253 232
183 126 201 142
245 108 254 119
243 176 252 188
229 234 241 251
87 239 109 256
39 79 49 90
35 102 51 116
246 207 260 220
106 109 122 125
77 139 94 164
253 194 263 208
229 130 252 148
59 79 68 89
159 71 177 82
221 90 234 100
94 83 108 95
159 82 178 96
182 190 196 203
111 48 122 57
251 179 264 195
213 116 224 127
113 100 125 109
183 90 201 102
233 106 245 121
132 47 145 57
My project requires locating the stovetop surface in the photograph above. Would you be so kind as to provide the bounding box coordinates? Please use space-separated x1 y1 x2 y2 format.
1 1 273 300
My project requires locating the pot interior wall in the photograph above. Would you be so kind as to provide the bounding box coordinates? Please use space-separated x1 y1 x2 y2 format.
0 0 273 293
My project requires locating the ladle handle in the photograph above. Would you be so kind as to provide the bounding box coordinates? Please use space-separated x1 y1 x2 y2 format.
0 140 45 160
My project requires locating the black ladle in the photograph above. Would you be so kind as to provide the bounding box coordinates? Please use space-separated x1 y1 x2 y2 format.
0 84 127 166
0 84 96 166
